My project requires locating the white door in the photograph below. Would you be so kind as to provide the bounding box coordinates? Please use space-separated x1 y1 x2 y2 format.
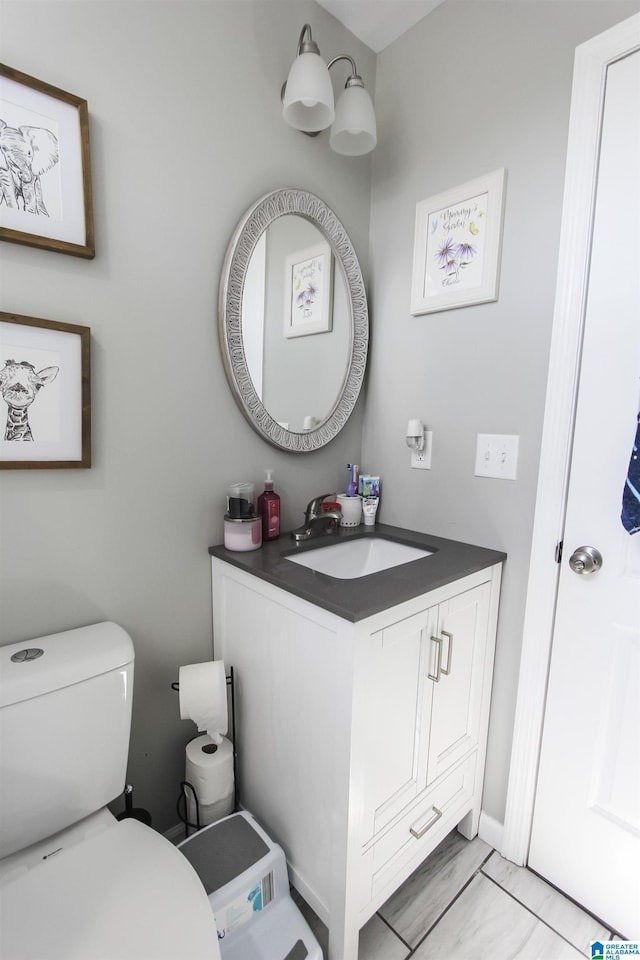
528 46 640 937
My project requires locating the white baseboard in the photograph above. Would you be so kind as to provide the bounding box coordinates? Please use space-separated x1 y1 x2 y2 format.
478 811 504 853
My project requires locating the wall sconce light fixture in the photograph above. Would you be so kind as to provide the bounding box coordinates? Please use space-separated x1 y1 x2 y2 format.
281 24 377 157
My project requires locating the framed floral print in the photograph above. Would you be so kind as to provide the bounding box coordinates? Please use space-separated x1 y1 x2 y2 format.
411 168 506 315
284 240 334 338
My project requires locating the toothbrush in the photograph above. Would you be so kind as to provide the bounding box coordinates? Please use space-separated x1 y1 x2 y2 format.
346 463 358 497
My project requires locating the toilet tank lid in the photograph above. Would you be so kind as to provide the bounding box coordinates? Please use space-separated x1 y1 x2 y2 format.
0 622 134 708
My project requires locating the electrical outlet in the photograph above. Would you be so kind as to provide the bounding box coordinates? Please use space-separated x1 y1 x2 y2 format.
411 431 433 469
474 434 519 479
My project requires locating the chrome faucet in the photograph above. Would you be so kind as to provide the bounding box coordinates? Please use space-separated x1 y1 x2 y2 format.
290 493 342 542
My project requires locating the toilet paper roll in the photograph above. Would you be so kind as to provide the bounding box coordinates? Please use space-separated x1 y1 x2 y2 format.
185 734 234 809
186 789 234 828
179 660 228 744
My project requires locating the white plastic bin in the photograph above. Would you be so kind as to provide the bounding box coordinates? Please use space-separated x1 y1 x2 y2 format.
178 810 322 960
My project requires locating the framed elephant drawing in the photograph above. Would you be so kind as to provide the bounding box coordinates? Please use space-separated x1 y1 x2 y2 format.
0 65 94 258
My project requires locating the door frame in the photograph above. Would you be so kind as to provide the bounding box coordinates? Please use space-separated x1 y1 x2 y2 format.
501 12 640 866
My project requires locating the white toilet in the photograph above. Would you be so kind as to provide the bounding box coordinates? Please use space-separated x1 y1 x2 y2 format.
0 622 222 960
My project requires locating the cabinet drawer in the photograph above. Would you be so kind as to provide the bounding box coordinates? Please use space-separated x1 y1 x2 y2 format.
366 754 476 905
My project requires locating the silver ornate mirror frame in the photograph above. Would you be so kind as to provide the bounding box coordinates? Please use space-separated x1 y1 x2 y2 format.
218 187 369 452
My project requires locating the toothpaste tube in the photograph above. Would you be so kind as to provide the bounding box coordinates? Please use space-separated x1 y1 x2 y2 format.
358 475 380 497
362 497 379 526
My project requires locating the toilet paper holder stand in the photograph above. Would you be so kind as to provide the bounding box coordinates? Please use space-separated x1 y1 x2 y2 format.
171 666 237 836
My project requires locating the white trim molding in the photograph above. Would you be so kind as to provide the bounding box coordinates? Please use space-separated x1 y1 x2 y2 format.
501 12 640 866
478 811 504 853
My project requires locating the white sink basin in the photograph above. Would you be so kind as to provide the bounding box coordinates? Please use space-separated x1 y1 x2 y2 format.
285 537 432 579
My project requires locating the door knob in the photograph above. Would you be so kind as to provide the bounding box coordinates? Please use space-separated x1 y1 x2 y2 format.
568 545 603 575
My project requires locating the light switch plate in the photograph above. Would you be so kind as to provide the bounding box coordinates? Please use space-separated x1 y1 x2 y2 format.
474 434 519 479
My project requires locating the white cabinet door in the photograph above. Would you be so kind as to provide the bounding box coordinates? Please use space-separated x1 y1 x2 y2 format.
359 606 438 841
427 583 491 785
359 581 491 840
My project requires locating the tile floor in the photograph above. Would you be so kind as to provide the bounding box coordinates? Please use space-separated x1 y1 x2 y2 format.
292 829 616 959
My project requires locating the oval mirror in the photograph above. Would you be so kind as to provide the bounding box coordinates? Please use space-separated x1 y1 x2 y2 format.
218 188 369 452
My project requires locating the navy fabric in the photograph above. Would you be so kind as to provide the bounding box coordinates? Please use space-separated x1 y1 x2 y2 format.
621 413 640 535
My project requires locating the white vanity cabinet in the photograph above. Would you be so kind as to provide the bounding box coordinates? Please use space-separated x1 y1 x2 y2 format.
212 556 502 960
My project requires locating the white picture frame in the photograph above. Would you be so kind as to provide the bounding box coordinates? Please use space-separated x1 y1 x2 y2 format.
284 240 334 338
411 168 507 316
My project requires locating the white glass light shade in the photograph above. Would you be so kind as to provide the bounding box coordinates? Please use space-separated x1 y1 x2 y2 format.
282 52 335 132
329 84 377 156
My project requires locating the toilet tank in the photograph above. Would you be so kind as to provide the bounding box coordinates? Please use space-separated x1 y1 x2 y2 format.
0 622 134 860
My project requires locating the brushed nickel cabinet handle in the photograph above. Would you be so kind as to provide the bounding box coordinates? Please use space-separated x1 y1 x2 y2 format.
428 635 442 682
410 806 443 838
441 630 454 676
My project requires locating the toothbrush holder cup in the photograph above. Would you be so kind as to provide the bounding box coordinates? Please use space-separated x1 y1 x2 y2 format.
337 494 362 527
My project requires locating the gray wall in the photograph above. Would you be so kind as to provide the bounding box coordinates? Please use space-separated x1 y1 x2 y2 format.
363 0 639 824
0 0 375 831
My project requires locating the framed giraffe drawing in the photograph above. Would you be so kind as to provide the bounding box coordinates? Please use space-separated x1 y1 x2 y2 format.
0 312 91 469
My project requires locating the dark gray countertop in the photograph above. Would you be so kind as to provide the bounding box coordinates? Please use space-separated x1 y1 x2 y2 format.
209 524 506 623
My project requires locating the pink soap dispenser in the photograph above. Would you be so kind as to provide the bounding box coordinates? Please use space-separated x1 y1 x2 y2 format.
258 469 281 541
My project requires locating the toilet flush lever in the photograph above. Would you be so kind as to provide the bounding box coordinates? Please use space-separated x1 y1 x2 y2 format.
568 545 603 575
